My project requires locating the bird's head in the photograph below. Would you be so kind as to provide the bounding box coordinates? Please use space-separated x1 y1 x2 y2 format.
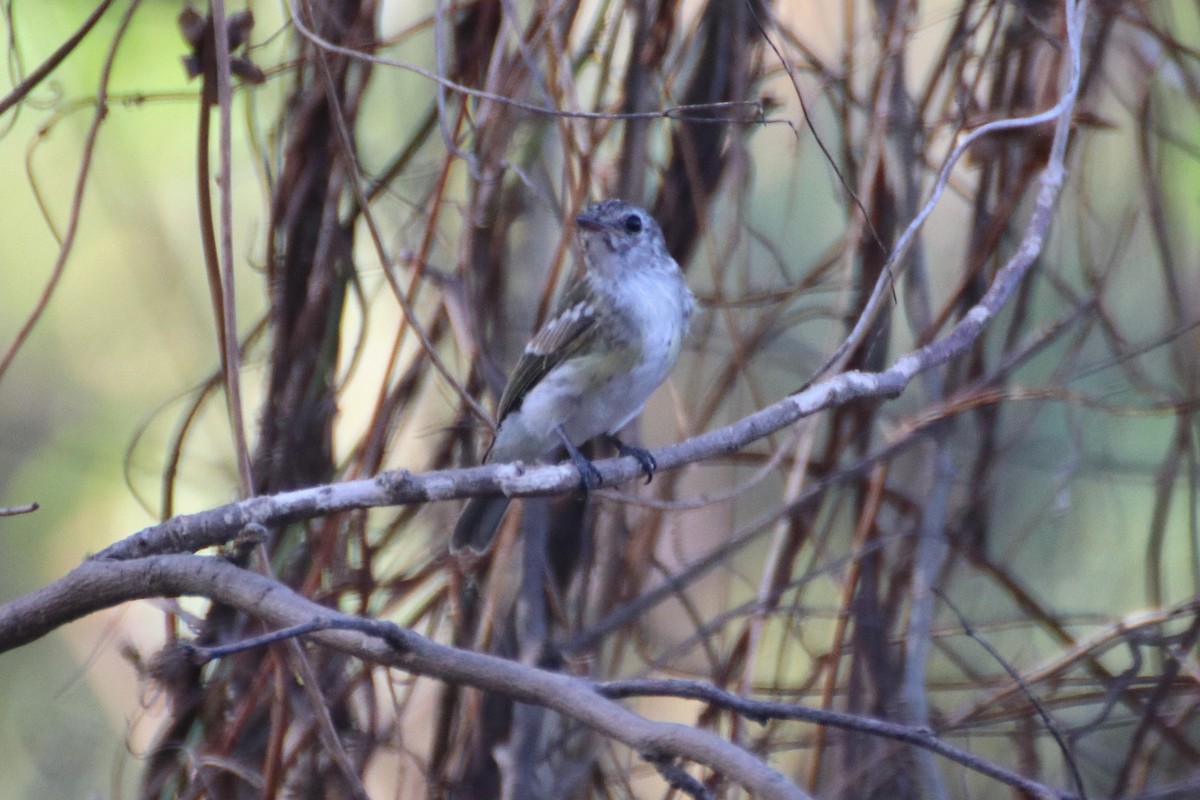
575 199 672 279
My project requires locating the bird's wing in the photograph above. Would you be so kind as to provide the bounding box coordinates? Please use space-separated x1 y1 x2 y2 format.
495 279 598 423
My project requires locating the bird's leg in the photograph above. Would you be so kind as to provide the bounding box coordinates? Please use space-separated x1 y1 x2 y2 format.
604 434 656 484
555 424 602 490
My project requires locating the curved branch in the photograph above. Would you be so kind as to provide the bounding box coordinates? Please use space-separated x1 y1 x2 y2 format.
0 554 809 800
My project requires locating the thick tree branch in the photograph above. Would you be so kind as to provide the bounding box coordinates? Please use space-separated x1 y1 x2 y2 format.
0 554 809 800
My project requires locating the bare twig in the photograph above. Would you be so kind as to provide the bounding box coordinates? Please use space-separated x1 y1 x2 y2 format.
642 753 714 800
936 588 1088 799
808 0 1089 386
209 0 254 495
0 0 117 117
0 503 39 517
600 678 1077 799
0 0 140 385
285 0 772 126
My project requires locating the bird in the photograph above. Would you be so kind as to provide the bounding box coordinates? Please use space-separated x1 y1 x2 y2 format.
451 199 695 553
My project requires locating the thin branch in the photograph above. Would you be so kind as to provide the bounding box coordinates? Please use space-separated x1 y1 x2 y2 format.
285 0 773 126
743 0 882 251
807 0 1089 386
209 0 254 495
936 589 1088 799
310 3 492 429
642 753 714 800
0 0 140 385
900 445 954 800
599 679 1076 799
0 0 118 117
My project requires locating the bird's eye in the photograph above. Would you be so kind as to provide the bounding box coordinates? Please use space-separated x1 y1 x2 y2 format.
622 214 644 234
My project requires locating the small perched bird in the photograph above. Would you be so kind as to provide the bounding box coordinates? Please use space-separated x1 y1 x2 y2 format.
451 199 695 553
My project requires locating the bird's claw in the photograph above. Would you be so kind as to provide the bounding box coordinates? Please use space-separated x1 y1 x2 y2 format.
607 435 656 484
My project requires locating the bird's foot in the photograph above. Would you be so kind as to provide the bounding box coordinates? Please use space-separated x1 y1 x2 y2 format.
605 435 656 484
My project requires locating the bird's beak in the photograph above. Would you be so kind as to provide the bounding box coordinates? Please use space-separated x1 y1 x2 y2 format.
576 212 605 232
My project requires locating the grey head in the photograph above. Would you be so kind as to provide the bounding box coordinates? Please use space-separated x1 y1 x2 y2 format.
575 199 673 278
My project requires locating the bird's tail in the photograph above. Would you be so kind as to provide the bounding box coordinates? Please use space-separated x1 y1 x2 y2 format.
450 496 512 553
